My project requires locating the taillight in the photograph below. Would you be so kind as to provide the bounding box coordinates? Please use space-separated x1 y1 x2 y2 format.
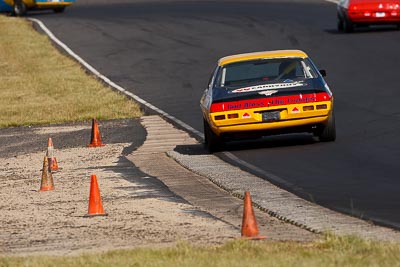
349 4 358 11
214 115 225 120
227 114 239 119
303 106 314 111
316 104 328 110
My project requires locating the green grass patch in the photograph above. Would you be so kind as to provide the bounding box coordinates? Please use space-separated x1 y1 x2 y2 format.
0 15 142 128
1 235 400 267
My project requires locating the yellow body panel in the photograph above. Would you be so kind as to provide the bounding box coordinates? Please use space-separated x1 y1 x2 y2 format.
4 0 34 7
215 116 329 135
218 50 308 66
208 101 332 135
35 2 73 7
3 0 73 8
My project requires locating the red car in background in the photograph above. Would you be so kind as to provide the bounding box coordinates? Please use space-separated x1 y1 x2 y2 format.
337 0 400 32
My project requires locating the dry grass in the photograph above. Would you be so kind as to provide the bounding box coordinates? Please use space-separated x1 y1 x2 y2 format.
1 235 400 267
0 15 142 128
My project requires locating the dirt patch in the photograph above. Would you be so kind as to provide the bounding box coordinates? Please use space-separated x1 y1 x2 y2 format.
0 119 239 256
0 118 317 256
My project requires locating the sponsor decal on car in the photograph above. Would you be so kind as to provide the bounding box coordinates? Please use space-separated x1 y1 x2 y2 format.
210 92 330 112
242 112 251 119
258 90 279 96
231 82 305 94
291 107 300 113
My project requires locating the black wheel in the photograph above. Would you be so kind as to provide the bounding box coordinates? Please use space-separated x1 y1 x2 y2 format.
317 112 336 142
343 17 354 33
337 17 344 32
54 7 65 13
203 119 222 153
13 0 27 17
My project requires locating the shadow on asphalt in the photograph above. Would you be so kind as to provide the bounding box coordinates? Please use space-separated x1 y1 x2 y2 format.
174 133 318 155
324 25 400 35
224 133 318 152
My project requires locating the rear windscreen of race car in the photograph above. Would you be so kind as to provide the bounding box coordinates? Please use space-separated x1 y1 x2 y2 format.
218 58 319 87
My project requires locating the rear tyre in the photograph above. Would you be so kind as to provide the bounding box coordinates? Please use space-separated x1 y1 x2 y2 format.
13 0 27 17
203 119 222 153
343 17 354 33
317 112 336 142
337 17 344 32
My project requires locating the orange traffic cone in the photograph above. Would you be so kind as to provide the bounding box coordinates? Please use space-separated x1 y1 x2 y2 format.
39 156 54 192
85 174 107 217
87 119 105 147
46 137 59 171
241 191 266 240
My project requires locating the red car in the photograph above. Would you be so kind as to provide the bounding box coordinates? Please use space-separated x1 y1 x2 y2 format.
337 0 400 32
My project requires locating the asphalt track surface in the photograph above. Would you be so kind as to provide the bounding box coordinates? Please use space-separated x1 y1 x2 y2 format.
31 0 400 229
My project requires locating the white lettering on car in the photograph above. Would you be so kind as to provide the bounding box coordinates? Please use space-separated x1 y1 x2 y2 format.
232 82 305 93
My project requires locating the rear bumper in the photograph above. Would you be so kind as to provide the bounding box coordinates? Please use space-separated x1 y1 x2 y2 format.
348 12 400 24
217 116 329 139
218 115 328 131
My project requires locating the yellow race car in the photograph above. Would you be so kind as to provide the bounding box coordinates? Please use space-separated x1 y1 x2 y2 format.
4 0 75 16
200 50 336 152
